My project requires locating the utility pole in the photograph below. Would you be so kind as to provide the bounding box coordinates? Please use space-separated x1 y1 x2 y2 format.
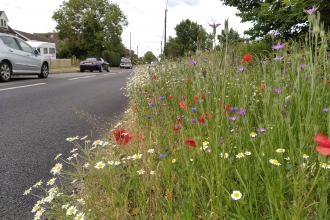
164 9 168 57
129 32 132 60
161 41 162 56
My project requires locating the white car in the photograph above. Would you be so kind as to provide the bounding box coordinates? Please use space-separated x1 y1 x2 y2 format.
120 58 132 69
0 33 50 82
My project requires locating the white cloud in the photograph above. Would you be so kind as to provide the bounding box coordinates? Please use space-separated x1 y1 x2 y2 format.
2 0 253 58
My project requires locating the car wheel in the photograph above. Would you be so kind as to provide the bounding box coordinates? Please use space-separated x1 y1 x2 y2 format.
106 66 110 72
99 66 103 72
38 63 49 78
89 70 93 72
0 61 11 82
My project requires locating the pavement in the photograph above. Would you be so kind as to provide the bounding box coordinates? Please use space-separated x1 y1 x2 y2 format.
49 67 121 74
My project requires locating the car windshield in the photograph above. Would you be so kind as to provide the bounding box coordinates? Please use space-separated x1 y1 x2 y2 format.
86 58 98 61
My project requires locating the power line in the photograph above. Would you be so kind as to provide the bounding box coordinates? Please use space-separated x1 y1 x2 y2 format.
118 0 162 21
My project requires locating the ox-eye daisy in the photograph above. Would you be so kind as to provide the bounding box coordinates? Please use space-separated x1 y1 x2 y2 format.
95 161 105 169
231 190 242 200
269 159 281 166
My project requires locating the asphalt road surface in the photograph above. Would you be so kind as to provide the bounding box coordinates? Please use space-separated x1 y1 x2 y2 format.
0 68 134 219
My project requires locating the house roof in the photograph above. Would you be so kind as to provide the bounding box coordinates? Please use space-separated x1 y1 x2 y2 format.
14 30 52 42
0 25 16 35
0 11 9 21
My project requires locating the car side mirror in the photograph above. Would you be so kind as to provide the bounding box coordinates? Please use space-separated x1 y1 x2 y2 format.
34 49 39 55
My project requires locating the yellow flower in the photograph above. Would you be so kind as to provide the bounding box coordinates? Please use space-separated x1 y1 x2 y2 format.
172 159 176 163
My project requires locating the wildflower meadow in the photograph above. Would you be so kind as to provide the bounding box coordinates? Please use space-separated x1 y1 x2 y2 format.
25 10 330 220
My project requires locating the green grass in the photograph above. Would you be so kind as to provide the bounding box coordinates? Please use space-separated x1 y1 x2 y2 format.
25 20 330 220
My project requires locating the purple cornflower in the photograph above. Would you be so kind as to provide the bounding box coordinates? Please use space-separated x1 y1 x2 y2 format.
149 102 155 107
272 44 285 50
180 96 186 100
188 60 198 65
273 56 284 61
191 107 197 112
219 137 224 143
159 96 166 101
300 63 306 69
147 115 152 119
159 153 167 159
256 128 266 133
286 83 290 87
229 61 233 66
191 118 197 123
273 88 283 93
229 116 238 121
281 110 285 115
324 108 329 112
238 109 246 116
237 67 245 72
304 7 318 15
230 107 238 112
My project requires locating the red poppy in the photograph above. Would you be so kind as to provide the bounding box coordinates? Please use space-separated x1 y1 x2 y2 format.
173 125 180 132
131 105 137 111
185 138 197 147
260 84 266 90
242 54 252 63
200 92 205 100
204 112 212 118
314 134 330 155
183 78 190 83
321 80 330 85
176 117 183 124
168 94 173 99
148 98 153 103
179 100 187 109
113 128 133 145
157 108 161 113
153 75 157 80
194 95 199 102
199 116 205 124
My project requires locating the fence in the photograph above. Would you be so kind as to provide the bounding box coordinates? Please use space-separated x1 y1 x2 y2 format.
49 59 72 69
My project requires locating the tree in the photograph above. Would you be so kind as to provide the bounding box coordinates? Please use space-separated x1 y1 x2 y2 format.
144 51 157 63
217 28 241 46
219 0 329 40
52 0 128 59
171 19 208 56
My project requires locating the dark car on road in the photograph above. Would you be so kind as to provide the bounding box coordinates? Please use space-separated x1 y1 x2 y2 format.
80 57 110 72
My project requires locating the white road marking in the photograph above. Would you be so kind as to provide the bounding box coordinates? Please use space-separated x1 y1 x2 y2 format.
103 73 115 75
0 83 46 91
68 75 95 80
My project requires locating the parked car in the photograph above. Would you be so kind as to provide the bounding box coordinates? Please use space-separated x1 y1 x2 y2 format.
0 33 50 82
120 58 132 69
80 57 110 72
149 61 158 68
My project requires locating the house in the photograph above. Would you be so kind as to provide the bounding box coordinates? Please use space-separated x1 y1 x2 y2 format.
0 11 16 35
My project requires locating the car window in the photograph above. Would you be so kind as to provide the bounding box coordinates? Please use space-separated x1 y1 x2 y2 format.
16 38 33 53
0 36 20 50
86 58 97 61
97 58 102 61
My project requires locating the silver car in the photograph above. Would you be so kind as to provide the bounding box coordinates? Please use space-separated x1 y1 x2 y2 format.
0 33 49 82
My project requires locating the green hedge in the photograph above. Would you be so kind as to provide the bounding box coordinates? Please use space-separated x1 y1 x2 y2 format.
102 51 120 67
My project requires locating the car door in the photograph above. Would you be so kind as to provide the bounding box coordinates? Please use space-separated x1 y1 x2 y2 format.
15 38 41 73
0 35 27 73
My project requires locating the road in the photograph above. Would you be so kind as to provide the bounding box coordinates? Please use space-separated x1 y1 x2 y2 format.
0 68 134 219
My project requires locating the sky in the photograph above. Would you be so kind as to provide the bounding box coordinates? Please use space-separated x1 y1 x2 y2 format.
2 0 253 58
